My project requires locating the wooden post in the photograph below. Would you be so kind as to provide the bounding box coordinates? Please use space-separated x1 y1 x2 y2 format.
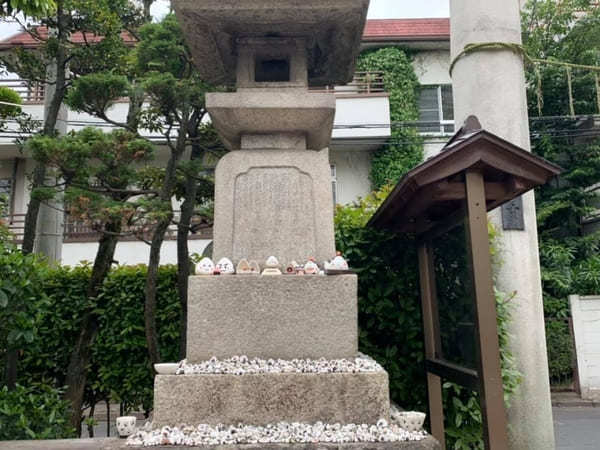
418 243 446 449
465 170 509 449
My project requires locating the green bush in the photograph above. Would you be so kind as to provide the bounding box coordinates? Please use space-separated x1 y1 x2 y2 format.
545 319 575 385
0 383 75 440
0 86 22 119
335 189 520 450
0 243 49 386
17 264 181 417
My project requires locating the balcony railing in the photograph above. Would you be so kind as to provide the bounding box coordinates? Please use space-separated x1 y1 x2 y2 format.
310 71 386 95
0 78 45 103
0 71 387 106
2 212 213 243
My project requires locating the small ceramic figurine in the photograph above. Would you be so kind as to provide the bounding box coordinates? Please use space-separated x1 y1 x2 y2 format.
331 251 349 270
304 258 319 275
237 259 251 274
248 260 261 274
116 416 137 438
324 251 350 271
196 257 215 275
285 263 295 274
262 256 282 275
216 257 235 275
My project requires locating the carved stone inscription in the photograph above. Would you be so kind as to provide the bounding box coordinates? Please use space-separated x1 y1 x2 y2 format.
232 167 317 263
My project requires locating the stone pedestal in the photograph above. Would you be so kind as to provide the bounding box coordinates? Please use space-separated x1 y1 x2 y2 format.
152 371 389 427
187 275 357 362
212 149 336 265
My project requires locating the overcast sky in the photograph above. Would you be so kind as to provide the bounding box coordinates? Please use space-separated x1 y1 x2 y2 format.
0 0 450 41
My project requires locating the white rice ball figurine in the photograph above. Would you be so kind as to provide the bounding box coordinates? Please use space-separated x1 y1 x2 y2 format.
262 256 282 275
304 259 319 275
216 257 235 275
331 252 349 270
196 257 215 275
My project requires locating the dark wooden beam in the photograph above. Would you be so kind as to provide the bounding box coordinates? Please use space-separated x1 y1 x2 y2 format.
418 243 446 449
424 358 480 391
465 170 509 450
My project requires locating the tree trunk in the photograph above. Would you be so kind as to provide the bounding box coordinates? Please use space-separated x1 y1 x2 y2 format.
3 348 18 389
144 135 185 366
175 143 204 359
64 221 120 434
86 402 95 438
144 216 171 366
21 2 68 255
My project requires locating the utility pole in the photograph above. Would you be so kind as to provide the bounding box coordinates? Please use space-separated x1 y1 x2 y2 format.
35 29 66 262
449 0 555 448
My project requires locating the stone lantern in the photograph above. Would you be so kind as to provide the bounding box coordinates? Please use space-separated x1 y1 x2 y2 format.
145 2 439 448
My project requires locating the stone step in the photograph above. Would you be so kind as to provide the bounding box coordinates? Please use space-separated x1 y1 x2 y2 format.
187 275 357 362
152 371 388 428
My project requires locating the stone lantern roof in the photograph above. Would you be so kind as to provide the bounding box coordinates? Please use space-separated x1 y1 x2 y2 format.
172 0 370 86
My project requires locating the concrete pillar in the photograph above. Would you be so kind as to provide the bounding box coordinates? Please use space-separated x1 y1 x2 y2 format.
35 51 66 262
449 1 555 449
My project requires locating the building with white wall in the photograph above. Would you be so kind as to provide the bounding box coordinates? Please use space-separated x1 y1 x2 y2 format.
0 18 453 265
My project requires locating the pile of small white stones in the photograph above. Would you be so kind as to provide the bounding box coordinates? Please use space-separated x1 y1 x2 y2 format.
126 419 427 447
176 354 384 375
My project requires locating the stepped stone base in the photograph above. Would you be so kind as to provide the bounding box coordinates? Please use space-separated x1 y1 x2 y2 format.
187 275 357 362
0 437 441 449
152 371 389 427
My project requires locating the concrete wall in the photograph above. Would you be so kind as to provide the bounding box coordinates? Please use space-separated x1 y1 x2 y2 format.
61 239 211 267
331 95 390 140
329 149 373 205
411 50 452 86
570 295 600 401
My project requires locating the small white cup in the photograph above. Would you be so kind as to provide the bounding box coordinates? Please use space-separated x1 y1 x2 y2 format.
116 416 137 438
395 411 426 432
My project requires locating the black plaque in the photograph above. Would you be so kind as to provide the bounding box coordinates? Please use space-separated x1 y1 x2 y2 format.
501 196 525 230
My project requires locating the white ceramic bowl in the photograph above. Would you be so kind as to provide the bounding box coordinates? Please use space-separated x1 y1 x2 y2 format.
395 411 426 432
154 363 179 375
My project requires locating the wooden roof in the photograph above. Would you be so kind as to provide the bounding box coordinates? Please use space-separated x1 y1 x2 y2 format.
368 116 562 234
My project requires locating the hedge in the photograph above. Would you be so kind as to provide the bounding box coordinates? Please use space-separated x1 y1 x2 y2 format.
17 264 181 416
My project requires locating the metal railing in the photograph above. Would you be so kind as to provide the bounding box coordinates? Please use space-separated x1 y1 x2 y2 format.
2 212 213 243
0 78 45 103
0 71 387 105
310 71 386 95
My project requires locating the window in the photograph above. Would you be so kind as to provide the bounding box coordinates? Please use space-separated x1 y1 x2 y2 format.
331 164 337 206
417 84 455 134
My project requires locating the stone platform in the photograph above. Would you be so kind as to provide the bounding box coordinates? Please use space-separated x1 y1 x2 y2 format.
187 275 357 362
153 371 387 427
0 437 441 449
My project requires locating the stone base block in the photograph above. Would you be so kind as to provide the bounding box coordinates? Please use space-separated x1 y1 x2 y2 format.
187 275 357 362
0 437 441 449
152 371 389 427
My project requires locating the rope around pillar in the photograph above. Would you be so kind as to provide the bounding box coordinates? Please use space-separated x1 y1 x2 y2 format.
449 42 600 117
450 42 600 76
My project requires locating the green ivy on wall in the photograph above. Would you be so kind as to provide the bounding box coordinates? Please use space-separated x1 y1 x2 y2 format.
356 47 424 189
